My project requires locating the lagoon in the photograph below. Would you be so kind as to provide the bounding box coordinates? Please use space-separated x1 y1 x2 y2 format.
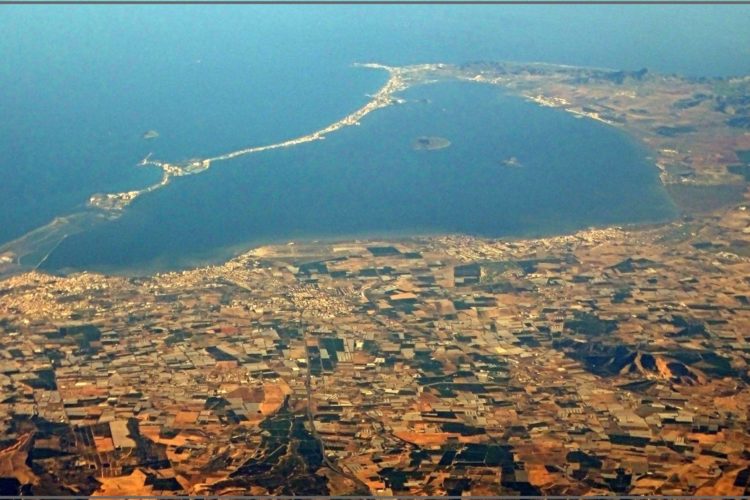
2 6 748 272
42 81 675 272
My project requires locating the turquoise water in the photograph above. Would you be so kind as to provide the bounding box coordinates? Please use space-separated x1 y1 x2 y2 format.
1 6 748 272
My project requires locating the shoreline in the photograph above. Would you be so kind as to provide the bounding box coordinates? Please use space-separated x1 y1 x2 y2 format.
120 63 407 213
0 63 406 274
2 59 747 277
35 211 679 279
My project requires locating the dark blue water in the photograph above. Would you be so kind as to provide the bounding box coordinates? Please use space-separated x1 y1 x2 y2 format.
1 6 748 271
42 82 675 272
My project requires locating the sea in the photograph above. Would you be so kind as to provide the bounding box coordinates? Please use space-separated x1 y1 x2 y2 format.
1 5 749 273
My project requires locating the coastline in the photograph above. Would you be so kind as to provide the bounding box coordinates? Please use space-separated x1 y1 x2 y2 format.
39 212 679 279
3 59 748 277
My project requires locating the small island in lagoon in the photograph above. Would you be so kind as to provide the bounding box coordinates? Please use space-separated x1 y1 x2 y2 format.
501 156 523 168
412 135 451 151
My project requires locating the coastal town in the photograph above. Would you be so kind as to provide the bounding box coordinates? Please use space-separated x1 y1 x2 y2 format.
1 59 750 495
1 195 750 494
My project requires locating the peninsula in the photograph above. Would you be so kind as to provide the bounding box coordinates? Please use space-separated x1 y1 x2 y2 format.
1 60 750 496
1 60 750 275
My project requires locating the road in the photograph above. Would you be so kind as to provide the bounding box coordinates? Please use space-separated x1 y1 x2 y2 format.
302 326 370 494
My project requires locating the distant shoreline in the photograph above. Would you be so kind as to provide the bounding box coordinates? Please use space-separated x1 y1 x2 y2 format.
4 59 748 277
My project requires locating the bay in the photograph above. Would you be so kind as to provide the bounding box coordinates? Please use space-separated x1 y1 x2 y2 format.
42 82 676 272
1 6 747 272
